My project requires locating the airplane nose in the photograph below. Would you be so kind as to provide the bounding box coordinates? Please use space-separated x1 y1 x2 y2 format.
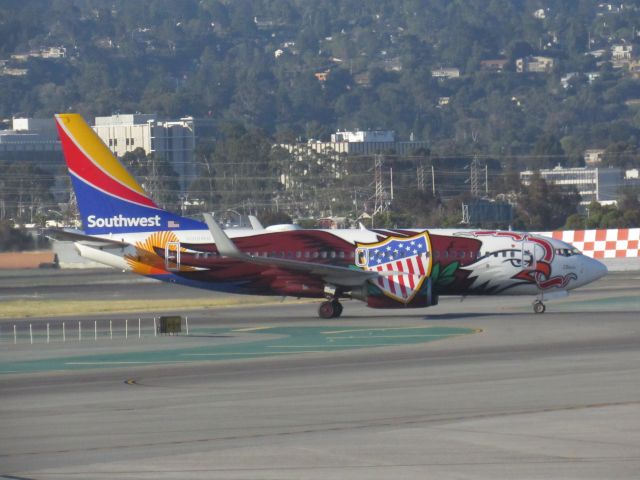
585 257 608 282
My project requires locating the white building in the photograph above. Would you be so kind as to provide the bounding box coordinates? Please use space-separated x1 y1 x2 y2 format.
294 129 427 156
277 130 429 190
611 44 633 61
93 114 196 192
584 149 605 166
331 130 395 143
520 166 622 206
431 67 460 79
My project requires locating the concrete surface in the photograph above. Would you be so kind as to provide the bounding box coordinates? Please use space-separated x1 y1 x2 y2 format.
0 271 639 479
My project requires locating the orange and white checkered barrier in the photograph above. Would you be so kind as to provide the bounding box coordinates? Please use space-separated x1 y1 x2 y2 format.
538 229 640 259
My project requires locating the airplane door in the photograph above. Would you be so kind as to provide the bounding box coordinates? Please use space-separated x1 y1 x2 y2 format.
355 247 368 267
165 242 181 271
521 241 536 271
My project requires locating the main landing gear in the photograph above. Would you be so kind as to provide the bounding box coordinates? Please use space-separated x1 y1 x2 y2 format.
318 299 343 319
533 300 546 314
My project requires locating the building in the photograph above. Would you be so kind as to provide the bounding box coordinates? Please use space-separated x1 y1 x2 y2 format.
516 56 555 73
431 67 460 79
520 166 622 206
295 129 428 156
276 129 429 191
0 117 61 155
561 72 579 89
480 59 508 72
611 44 633 61
584 149 605 166
93 114 196 192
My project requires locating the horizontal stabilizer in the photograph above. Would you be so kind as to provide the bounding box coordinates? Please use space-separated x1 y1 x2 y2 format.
46 228 129 249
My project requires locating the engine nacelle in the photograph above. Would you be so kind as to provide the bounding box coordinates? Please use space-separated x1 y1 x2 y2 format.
365 277 438 309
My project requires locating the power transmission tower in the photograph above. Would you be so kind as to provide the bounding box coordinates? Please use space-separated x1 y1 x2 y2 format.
372 154 389 216
470 155 480 197
470 156 489 198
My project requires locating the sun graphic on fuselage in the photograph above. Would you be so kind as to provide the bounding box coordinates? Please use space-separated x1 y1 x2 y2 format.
124 231 194 275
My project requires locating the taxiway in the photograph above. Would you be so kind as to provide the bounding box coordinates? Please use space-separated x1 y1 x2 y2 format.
1 271 639 479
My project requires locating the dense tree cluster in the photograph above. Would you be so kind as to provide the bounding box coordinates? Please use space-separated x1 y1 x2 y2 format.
1 0 639 233
1 0 640 159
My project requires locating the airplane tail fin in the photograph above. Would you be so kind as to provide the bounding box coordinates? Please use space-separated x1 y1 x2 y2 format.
55 114 203 235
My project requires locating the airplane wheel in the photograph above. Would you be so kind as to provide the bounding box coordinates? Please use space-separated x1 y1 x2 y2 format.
533 301 546 314
318 301 336 319
332 301 343 318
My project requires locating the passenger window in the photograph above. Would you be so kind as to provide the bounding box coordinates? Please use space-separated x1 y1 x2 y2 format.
338 251 345 259
296 251 302 258
304 251 310 258
320 251 327 259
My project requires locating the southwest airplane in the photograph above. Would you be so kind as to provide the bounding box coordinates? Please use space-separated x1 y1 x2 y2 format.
53 114 608 318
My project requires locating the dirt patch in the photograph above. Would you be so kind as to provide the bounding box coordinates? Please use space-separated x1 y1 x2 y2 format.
0 251 57 269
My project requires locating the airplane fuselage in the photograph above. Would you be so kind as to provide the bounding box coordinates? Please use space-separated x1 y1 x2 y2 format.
76 226 607 310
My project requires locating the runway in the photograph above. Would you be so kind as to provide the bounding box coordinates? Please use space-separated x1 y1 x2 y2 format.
1 271 640 479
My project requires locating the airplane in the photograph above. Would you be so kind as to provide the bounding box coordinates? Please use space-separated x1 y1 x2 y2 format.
52 113 608 318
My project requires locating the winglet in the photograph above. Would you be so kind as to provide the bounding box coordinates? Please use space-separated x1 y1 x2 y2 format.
248 215 264 230
203 213 245 258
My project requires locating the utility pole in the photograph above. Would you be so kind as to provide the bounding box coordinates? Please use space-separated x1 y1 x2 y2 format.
431 165 436 196
485 164 489 196
461 202 470 224
417 165 425 192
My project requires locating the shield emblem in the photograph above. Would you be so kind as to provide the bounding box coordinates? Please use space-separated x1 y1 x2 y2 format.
356 231 433 303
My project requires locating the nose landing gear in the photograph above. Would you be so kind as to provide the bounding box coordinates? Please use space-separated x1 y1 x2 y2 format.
533 300 546 314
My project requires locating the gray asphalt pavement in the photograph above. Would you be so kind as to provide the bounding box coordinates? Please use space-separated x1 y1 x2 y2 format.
0 271 639 479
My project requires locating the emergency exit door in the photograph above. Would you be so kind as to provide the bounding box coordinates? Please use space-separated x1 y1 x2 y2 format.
165 242 181 271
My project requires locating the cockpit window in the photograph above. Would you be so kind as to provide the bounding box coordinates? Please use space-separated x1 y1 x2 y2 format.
554 247 582 257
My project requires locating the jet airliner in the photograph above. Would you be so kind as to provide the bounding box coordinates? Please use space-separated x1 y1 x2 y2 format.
53 114 607 318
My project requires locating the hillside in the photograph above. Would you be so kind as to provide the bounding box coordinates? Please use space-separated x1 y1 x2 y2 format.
1 0 639 160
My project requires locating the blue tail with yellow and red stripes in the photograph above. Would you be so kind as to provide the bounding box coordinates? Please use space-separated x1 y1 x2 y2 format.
55 114 204 235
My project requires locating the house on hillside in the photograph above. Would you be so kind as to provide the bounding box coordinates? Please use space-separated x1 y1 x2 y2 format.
431 67 460 79
480 59 508 72
516 56 555 73
584 149 605 166
612 44 633 61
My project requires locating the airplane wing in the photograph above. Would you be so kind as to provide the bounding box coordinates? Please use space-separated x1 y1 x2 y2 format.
45 229 129 249
203 214 377 287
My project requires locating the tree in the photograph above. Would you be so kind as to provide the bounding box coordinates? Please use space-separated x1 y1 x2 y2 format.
121 148 181 211
515 173 580 230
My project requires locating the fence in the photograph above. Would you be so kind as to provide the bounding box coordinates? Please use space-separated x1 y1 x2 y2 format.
1 316 189 346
